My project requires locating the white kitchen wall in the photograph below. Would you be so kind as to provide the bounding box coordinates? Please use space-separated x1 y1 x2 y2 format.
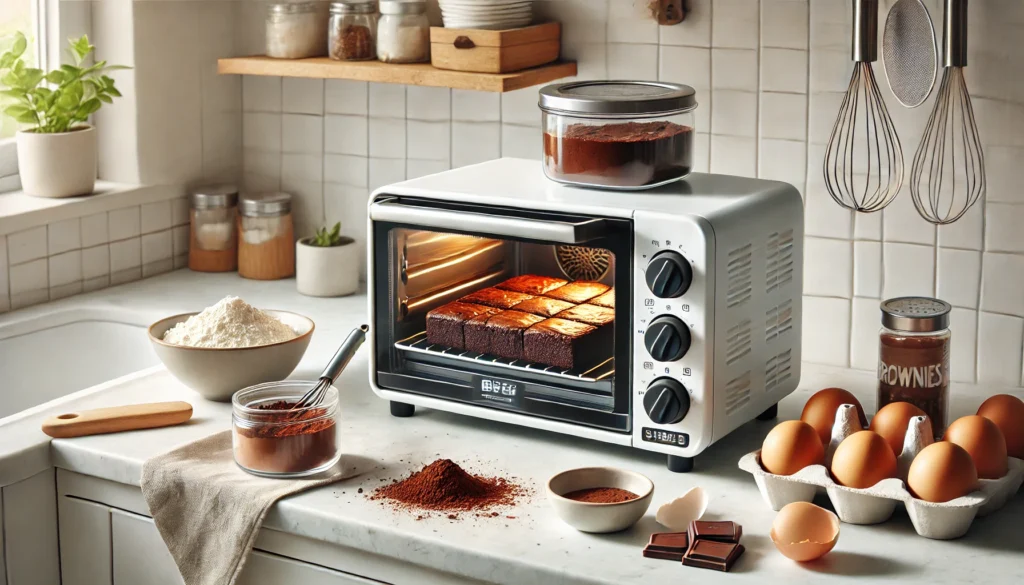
3 0 1022 390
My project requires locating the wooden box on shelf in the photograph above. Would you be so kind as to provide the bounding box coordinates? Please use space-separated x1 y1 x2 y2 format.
430 22 560 74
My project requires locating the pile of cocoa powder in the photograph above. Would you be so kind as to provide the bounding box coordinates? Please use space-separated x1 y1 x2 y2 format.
370 459 528 518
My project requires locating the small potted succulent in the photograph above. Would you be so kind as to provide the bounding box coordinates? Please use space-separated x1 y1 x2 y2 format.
296 222 359 297
0 33 127 197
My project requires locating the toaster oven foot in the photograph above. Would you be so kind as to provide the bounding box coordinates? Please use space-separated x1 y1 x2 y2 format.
756 403 779 421
666 455 694 473
390 401 416 417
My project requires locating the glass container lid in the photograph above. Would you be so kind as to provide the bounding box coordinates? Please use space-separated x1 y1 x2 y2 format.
240 192 293 217
330 1 376 15
190 184 238 210
881 297 951 332
539 81 697 116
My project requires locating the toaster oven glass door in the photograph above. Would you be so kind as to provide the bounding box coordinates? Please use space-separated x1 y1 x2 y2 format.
371 196 633 432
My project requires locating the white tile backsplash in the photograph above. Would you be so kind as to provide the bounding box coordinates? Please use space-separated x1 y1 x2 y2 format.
369 83 406 118
108 207 141 242
9 258 47 296
141 201 172 235
980 253 1024 317
7 226 47 265
47 218 81 257
853 241 882 298
325 80 368 116
407 121 451 162
242 76 282 113
607 43 658 79
80 212 109 248
281 114 325 155
762 0 809 50
883 242 935 299
760 48 808 94
977 312 1024 386
324 115 369 156
407 87 451 121
0 237 8 313
804 237 852 297
711 90 758 137
282 78 325 116
937 248 982 309
369 118 407 159
802 296 851 366
82 245 110 280
985 203 1024 253
110 238 142 272
712 0 760 49
712 48 759 91
48 250 82 288
452 122 501 168
451 90 500 122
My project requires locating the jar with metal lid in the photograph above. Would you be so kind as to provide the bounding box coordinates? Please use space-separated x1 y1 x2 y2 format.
538 81 698 190
189 185 238 273
377 1 430 64
329 1 377 61
877 297 952 437
266 2 326 59
238 193 296 280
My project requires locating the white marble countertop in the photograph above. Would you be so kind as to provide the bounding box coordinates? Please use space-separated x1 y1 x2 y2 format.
2 270 1023 584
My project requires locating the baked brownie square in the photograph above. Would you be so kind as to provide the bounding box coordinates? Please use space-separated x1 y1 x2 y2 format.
459 287 534 309
545 281 610 304
485 310 545 361
425 302 498 350
554 303 615 326
496 275 568 295
523 318 613 370
590 289 615 309
511 296 576 318
463 312 495 355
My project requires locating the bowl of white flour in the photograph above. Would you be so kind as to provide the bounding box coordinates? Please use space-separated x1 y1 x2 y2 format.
148 296 314 401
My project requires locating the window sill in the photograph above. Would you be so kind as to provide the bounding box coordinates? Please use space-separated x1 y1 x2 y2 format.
0 182 185 236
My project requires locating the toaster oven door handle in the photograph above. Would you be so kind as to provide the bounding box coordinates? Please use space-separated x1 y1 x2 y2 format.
369 201 608 244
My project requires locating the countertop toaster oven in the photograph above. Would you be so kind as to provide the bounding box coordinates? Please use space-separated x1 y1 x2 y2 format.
367 158 804 471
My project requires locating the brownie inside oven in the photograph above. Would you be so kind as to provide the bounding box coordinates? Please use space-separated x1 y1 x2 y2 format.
511 296 576 318
425 302 499 350
589 289 615 309
459 287 535 309
496 275 568 295
523 318 613 371
544 281 610 304
480 310 545 360
554 303 614 326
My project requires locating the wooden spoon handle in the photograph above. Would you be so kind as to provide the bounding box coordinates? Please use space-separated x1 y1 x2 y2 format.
41 401 193 438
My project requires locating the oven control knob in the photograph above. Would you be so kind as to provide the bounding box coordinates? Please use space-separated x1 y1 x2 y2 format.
646 251 692 298
644 378 690 425
644 316 691 362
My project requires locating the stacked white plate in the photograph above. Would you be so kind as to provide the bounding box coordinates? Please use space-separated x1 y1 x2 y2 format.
440 0 533 30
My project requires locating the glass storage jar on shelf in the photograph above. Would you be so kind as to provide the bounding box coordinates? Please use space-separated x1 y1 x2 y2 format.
877 297 952 438
538 81 698 190
377 1 430 64
266 2 325 59
189 185 238 273
238 192 295 280
329 1 377 61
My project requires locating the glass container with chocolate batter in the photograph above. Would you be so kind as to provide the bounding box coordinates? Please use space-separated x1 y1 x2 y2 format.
877 297 952 437
539 81 697 190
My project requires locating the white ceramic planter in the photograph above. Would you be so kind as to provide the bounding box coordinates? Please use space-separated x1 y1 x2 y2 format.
16 125 97 198
296 238 359 297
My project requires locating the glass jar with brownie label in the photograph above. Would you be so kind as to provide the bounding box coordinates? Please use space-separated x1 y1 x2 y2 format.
877 297 951 438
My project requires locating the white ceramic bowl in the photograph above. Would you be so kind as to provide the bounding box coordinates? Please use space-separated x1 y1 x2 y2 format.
148 310 314 402
547 467 654 533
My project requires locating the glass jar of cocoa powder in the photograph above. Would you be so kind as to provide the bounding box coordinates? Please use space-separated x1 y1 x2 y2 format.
877 297 952 438
232 381 340 478
539 81 697 190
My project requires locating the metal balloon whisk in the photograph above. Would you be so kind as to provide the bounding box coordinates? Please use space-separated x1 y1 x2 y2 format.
910 0 985 225
824 0 904 213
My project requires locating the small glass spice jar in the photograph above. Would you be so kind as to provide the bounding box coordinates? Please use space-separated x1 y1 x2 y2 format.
877 297 952 437
377 1 430 64
329 1 378 61
266 2 326 59
233 381 340 478
238 192 296 280
188 185 238 273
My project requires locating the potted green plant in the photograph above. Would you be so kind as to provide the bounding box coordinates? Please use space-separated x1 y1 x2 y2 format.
296 222 359 297
1 33 127 197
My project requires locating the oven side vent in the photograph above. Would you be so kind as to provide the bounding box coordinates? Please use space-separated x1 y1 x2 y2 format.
725 371 752 416
765 300 794 343
765 349 793 392
726 244 753 308
725 319 752 366
766 230 795 293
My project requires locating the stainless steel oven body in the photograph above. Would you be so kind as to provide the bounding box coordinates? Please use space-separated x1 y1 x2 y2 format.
368 158 804 471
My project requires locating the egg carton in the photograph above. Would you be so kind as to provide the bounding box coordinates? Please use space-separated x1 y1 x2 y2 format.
738 405 1024 540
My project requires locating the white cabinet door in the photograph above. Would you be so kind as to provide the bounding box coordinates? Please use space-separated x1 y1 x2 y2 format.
58 496 113 585
111 509 387 585
1 470 60 585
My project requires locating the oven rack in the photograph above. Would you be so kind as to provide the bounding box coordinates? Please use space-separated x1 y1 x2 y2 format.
395 331 614 383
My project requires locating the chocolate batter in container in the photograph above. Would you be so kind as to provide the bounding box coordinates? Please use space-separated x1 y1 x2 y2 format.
539 81 697 190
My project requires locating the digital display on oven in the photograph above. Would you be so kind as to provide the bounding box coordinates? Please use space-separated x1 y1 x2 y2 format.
642 427 689 447
472 374 524 408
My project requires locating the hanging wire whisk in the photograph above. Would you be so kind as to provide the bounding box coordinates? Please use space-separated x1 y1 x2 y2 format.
909 0 985 225
824 0 905 213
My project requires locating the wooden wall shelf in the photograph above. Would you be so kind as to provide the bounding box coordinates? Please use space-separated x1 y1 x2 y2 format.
217 56 576 92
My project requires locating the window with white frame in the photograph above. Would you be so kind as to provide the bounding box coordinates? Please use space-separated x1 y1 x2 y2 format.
0 0 43 192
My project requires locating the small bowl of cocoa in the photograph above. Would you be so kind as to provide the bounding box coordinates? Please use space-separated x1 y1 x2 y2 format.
547 467 654 533
231 380 340 478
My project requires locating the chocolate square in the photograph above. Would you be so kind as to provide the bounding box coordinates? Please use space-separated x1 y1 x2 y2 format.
544 281 610 304
523 318 612 371
642 532 690 562
511 296 576 318
687 520 742 544
463 312 494 355
554 303 615 326
484 310 545 361
425 302 499 350
682 540 744 572
459 287 535 309
496 275 568 295
590 289 615 309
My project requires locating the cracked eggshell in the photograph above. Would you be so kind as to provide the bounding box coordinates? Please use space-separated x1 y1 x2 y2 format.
655 486 708 531
771 502 840 562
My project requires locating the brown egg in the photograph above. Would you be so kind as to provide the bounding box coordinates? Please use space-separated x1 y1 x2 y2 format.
830 431 897 489
771 502 840 562
977 394 1024 460
943 415 1008 479
761 420 825 476
908 442 978 502
870 402 931 456
801 388 868 445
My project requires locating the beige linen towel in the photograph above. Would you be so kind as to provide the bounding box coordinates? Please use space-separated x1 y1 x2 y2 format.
141 431 344 585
